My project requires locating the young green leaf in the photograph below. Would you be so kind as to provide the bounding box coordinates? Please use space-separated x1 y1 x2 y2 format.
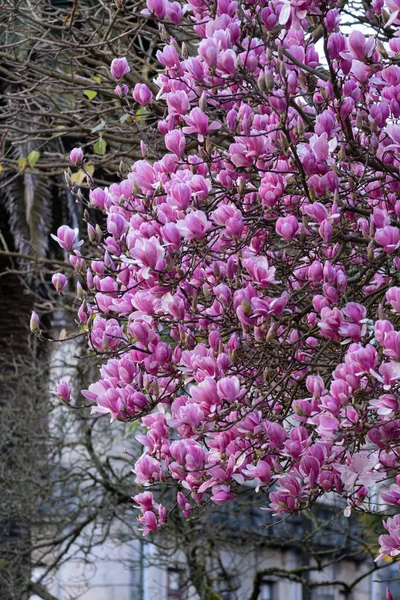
27 150 40 168
93 138 107 155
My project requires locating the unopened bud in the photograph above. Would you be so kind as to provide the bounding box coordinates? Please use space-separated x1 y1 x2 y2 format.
241 300 252 314
199 94 207 112
95 224 103 242
238 177 245 195
377 40 388 59
265 71 275 91
266 323 276 343
191 293 198 311
152 380 159 397
30 311 40 334
87 223 96 243
369 220 376 238
159 24 168 42
202 283 211 298
257 72 267 91
367 241 375 262
77 282 84 300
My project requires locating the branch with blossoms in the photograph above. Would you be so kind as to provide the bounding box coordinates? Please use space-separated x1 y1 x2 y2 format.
34 0 400 571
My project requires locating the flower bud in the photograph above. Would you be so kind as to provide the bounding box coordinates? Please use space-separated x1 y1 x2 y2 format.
70 148 83 166
30 311 40 334
52 273 67 293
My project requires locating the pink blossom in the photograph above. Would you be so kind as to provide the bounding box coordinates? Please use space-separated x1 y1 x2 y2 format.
182 108 221 141
51 226 83 251
134 455 163 485
375 226 400 254
69 147 83 166
52 273 67 293
56 380 71 403
210 485 235 505
110 57 130 80
165 129 186 156
276 216 300 242
336 453 379 491
133 84 152 106
377 514 400 560
145 0 166 19
387 287 400 312
176 211 211 241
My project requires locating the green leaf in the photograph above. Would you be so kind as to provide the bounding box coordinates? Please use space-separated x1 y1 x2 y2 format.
27 150 40 168
120 114 129 123
136 107 148 122
91 120 105 133
18 157 27 170
83 89 97 101
93 138 107 156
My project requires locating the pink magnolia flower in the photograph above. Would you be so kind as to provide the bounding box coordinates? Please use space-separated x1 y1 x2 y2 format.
51 226 83 251
30 311 40 334
381 482 400 506
347 30 375 61
52 273 67 293
110 57 130 80
165 129 186 156
377 514 400 560
183 108 221 141
375 226 400 254
138 510 158 535
269 476 302 514
216 376 241 402
69 147 83 166
370 394 399 418
134 455 163 485
114 84 129 97
276 216 300 242
210 485 235 505
56 380 71 403
387 287 400 312
145 0 167 19
133 491 155 512
176 211 211 241
133 84 152 106
336 453 379 491
243 256 277 288
130 236 166 274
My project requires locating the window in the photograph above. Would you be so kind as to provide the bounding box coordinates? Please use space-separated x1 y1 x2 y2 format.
167 569 182 599
259 581 273 600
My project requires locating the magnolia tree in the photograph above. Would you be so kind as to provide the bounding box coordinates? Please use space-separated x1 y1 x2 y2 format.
37 0 400 572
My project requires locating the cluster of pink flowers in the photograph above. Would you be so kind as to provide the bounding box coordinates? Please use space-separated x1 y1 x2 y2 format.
49 0 400 549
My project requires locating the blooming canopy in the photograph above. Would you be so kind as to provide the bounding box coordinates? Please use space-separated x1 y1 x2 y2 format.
49 0 400 556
